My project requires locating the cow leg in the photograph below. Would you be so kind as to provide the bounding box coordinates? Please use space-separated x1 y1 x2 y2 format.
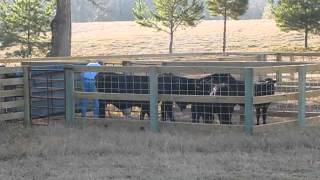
140 104 148 120
218 113 225 124
256 107 261 125
140 111 145 120
262 105 268 124
205 114 213 124
218 106 233 125
227 111 233 124
191 105 197 123
140 102 150 120
161 103 166 121
98 100 106 118
167 102 174 122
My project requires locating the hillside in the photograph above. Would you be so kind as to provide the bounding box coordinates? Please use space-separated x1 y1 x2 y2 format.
71 20 320 56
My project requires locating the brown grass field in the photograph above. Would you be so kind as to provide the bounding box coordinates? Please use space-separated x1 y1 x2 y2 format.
71 20 320 56
1 20 320 179
1 123 320 180
1 20 320 58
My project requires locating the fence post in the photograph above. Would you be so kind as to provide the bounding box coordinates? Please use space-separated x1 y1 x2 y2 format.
0 65 4 115
23 66 31 127
149 66 159 133
65 66 75 127
290 56 295 81
257 54 266 62
276 53 282 82
244 68 253 136
298 65 306 127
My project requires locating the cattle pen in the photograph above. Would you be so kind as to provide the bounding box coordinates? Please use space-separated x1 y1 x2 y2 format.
1 52 320 135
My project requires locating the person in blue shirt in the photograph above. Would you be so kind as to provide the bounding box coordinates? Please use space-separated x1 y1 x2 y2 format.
81 62 102 118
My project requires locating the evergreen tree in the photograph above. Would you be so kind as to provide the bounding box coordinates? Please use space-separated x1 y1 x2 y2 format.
206 0 248 52
0 0 55 58
133 0 204 53
272 0 320 49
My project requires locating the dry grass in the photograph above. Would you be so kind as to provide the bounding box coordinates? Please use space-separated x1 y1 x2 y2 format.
1 122 320 180
71 20 320 56
1 19 320 179
2 20 320 58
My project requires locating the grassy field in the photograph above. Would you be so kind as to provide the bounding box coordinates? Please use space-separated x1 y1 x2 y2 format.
1 20 320 179
1 122 320 180
2 19 320 58
71 20 320 56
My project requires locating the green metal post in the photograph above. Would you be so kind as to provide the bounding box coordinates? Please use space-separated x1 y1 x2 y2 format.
244 68 253 135
298 66 306 127
149 66 159 133
257 54 266 62
23 66 31 127
65 66 75 127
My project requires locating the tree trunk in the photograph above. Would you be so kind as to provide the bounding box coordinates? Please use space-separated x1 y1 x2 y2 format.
49 0 71 57
223 10 227 53
27 0 30 57
304 26 309 49
169 29 174 54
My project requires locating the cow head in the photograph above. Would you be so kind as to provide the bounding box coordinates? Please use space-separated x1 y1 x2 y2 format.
264 78 277 84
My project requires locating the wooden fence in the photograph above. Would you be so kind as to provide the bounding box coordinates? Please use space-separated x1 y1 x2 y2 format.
2 51 320 65
63 61 320 135
1 52 320 135
0 66 30 126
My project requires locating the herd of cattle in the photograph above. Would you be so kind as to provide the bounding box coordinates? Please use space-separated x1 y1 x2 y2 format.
95 72 276 125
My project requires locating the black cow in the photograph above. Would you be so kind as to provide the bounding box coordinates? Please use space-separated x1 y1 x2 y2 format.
205 75 276 125
95 72 149 120
174 74 236 124
254 78 276 125
193 74 238 124
95 72 179 121
187 73 276 125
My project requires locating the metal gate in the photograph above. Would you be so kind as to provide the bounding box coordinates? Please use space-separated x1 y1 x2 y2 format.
29 65 65 124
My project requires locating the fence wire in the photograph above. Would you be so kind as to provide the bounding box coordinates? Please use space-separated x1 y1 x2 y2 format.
74 70 285 125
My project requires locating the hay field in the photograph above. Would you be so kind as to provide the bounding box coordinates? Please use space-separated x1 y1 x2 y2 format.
1 123 320 180
71 20 320 56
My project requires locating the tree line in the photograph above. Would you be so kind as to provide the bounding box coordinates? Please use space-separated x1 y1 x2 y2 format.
0 0 319 58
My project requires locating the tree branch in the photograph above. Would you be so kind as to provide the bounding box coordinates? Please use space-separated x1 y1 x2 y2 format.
87 0 107 11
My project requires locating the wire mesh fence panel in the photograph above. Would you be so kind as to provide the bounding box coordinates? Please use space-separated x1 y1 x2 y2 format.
267 69 320 119
305 70 320 116
74 71 151 121
68 61 319 130
158 72 246 125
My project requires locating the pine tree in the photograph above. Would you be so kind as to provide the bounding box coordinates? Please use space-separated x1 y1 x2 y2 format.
133 0 204 54
206 0 248 52
0 0 54 58
272 0 320 49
